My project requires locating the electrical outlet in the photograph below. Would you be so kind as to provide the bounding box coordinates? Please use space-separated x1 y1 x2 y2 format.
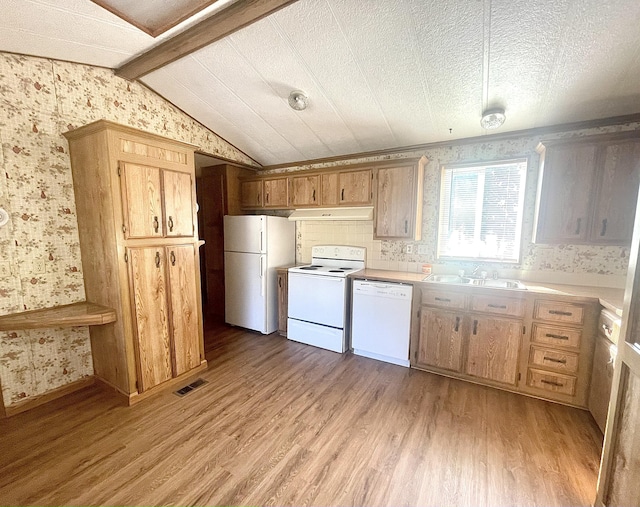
417 244 429 255
405 244 414 254
0 261 11 278
32 259 46 274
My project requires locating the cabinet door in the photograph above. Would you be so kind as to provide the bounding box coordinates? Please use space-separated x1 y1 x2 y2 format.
128 247 172 391
290 175 320 207
321 172 339 206
375 165 416 238
339 169 372 205
590 140 640 244
535 143 597 243
241 180 263 208
417 307 463 372
263 177 289 208
121 163 163 238
163 170 194 237
277 270 288 335
465 315 521 385
166 245 201 376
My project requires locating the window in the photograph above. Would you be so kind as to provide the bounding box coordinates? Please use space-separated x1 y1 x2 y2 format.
437 159 527 262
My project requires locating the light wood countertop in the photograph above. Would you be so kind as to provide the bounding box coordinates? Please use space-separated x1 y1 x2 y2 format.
351 269 625 316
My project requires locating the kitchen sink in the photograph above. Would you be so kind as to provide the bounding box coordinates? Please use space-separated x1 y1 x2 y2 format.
423 273 526 290
469 278 527 289
423 274 472 284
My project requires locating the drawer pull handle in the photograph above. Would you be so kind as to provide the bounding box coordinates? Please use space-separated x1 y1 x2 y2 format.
545 333 569 340
153 215 159 233
341 188 345 201
473 319 478 335
543 357 567 364
488 304 507 309
549 310 573 316
155 251 161 268
170 251 176 266
575 218 581 235
601 218 607 237
541 379 564 387
454 316 460 332
434 297 451 302
312 189 316 201
168 216 174 232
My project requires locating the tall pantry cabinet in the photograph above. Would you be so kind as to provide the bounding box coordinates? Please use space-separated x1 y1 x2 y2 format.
64 120 206 404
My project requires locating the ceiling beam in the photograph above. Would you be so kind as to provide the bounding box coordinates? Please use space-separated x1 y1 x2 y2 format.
116 0 299 80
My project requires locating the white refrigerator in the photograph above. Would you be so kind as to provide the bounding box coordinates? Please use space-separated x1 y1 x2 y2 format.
223 215 295 334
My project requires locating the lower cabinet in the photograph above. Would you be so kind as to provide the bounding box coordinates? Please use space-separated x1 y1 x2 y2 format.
413 284 597 408
128 244 201 392
465 314 522 385
418 308 463 372
415 289 523 387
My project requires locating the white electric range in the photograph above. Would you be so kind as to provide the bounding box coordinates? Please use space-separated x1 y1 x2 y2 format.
287 245 366 353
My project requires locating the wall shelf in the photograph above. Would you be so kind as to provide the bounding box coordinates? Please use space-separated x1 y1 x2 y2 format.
0 302 116 331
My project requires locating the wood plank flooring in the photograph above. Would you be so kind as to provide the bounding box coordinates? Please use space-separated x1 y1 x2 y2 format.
0 324 603 506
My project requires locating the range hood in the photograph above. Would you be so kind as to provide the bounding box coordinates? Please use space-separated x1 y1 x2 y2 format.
288 206 374 221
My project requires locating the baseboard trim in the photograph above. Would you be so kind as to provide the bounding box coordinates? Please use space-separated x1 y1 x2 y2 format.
128 360 208 406
3 377 95 417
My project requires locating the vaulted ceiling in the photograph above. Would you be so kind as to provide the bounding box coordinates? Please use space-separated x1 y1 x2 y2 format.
2 0 640 166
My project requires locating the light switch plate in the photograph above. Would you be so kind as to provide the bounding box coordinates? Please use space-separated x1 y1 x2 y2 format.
32 259 46 274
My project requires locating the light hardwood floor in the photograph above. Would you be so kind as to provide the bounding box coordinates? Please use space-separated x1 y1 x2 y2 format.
0 324 603 506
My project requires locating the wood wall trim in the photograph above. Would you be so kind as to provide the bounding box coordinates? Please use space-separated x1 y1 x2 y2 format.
259 113 640 171
116 0 300 80
3 377 95 417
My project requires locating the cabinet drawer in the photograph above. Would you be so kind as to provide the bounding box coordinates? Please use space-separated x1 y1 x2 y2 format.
529 345 579 373
421 291 466 309
534 300 584 324
470 295 524 317
527 368 577 396
532 324 582 349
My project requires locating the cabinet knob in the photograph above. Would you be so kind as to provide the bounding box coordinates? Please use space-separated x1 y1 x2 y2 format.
155 251 161 268
312 189 316 201
170 251 176 266
168 216 174 232
153 216 159 233
341 188 345 201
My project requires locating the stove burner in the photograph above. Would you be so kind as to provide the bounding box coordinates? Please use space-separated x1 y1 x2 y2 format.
339 267 353 270
300 266 318 270
329 269 344 273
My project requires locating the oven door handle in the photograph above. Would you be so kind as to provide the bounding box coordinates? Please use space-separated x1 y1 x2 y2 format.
289 272 345 282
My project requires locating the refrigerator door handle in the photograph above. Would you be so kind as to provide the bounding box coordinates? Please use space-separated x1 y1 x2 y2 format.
260 229 264 253
260 255 265 296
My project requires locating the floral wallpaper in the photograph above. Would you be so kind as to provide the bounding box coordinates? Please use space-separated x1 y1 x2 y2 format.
279 124 640 285
0 52 256 408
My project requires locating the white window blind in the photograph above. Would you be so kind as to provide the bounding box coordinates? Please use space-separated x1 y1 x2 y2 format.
437 159 527 262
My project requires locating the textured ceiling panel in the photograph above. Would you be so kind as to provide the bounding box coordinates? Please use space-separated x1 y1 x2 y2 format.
536 0 640 125
488 0 569 130
2 0 640 165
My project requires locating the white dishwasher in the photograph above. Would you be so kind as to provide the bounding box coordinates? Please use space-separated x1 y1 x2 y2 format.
351 280 413 367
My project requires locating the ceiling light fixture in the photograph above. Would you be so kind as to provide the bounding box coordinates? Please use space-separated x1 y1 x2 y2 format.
480 108 506 129
288 90 308 111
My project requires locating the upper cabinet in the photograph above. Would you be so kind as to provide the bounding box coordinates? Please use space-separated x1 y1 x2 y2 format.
240 179 263 209
534 133 640 245
290 174 320 207
337 169 372 205
374 157 425 240
120 163 194 239
263 176 289 208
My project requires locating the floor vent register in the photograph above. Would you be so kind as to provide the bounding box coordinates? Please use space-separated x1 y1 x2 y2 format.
174 378 208 397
